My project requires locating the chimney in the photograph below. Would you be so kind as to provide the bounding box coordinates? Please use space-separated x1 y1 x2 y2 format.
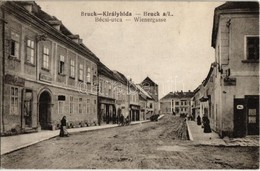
68 34 80 43
48 20 62 31
24 4 33 13
78 38 83 44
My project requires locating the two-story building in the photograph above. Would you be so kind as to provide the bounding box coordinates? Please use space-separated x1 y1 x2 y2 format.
160 91 194 117
97 62 117 124
210 2 259 137
112 70 129 119
128 80 140 121
0 1 99 135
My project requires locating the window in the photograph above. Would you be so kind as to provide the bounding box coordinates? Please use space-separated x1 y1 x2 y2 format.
86 67 91 83
58 95 66 114
26 39 35 64
10 87 19 115
87 99 90 114
10 31 20 58
175 101 179 105
43 47 49 69
69 96 74 114
79 64 83 81
246 36 259 60
58 101 64 114
59 55 65 74
93 100 96 114
108 83 112 97
70 60 75 78
99 80 103 93
79 98 83 114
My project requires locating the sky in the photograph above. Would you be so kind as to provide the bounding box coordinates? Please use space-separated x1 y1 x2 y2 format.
37 1 224 99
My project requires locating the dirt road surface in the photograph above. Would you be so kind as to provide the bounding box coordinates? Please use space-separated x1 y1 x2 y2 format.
1 115 259 169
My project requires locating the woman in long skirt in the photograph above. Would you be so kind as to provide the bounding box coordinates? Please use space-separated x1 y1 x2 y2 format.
59 116 69 137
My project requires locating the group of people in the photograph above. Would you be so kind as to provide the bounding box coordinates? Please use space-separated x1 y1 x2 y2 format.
197 115 211 133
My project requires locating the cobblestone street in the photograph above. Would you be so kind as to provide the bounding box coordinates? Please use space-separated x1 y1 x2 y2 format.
1 115 259 169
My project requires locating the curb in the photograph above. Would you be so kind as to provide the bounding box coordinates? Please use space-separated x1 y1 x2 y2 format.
1 120 150 155
186 121 194 141
1 135 59 156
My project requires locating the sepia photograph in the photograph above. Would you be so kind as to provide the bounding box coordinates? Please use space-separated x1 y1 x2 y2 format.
0 0 259 169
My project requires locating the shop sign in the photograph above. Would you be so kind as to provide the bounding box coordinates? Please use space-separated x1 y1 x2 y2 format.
236 105 244 110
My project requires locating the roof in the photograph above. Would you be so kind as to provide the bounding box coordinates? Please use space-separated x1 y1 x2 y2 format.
193 84 201 94
98 62 117 81
112 70 128 86
211 2 259 48
202 63 215 86
136 84 154 100
160 91 194 100
4 1 99 62
141 76 158 86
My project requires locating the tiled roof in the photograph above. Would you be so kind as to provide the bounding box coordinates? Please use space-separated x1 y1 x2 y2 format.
160 91 194 100
10 1 99 61
98 62 117 81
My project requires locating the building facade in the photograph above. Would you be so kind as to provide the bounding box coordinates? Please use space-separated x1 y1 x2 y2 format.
136 84 155 120
128 80 140 121
140 77 159 114
160 91 194 117
112 70 130 119
210 2 259 137
97 62 117 124
0 1 99 135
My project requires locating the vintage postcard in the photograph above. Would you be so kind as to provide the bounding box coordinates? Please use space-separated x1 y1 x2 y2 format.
0 0 259 169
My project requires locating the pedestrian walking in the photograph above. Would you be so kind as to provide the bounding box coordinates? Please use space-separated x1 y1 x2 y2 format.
59 116 69 137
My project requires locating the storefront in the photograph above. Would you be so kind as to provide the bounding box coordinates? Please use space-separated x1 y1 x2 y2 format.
98 97 116 124
129 104 140 121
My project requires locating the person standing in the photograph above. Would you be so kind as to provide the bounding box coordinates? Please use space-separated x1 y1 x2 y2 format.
197 115 201 125
203 116 212 133
59 116 69 137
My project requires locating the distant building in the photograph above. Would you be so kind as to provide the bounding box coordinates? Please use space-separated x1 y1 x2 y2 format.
136 84 155 120
140 77 159 114
160 91 194 117
192 63 215 125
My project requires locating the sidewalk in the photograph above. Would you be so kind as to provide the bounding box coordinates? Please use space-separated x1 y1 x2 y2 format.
186 120 226 146
187 121 259 146
1 120 150 155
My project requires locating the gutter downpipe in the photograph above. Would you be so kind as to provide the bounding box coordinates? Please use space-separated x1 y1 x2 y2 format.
1 6 6 134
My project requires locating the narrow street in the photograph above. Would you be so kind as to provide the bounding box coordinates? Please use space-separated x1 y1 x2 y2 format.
1 115 259 169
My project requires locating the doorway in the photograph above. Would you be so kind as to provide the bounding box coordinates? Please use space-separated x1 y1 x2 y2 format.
39 91 52 130
234 98 246 137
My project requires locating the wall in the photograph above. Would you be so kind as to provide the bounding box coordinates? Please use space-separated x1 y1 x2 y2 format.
2 8 98 134
214 13 259 137
0 7 3 134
